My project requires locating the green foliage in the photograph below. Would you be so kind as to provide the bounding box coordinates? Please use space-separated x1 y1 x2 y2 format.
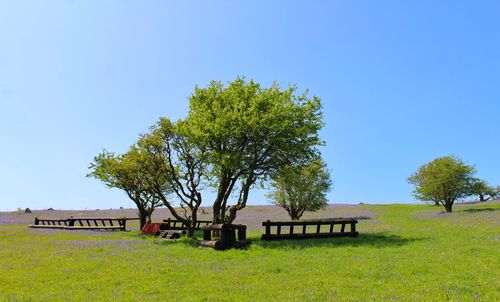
87 149 165 229
490 186 500 200
407 155 476 212
268 159 332 220
89 117 208 237
470 178 497 201
136 117 207 237
185 77 325 223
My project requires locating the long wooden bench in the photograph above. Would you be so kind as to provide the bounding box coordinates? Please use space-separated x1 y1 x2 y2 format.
161 218 211 231
261 218 359 240
30 217 132 231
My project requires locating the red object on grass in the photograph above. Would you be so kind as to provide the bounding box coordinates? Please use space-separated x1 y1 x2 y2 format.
141 223 161 235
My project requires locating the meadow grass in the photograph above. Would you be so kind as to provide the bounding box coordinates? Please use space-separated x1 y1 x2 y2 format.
0 202 499 301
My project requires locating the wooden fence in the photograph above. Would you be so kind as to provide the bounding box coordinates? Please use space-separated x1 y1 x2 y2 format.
261 218 358 240
29 217 138 231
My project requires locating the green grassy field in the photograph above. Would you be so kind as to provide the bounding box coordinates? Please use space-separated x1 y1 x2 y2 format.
1 202 499 301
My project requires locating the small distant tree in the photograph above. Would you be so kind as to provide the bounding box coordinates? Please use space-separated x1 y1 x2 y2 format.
407 155 476 213
268 159 331 220
87 148 165 230
487 186 500 201
470 179 495 202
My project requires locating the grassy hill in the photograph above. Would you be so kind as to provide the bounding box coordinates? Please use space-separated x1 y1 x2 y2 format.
0 201 499 301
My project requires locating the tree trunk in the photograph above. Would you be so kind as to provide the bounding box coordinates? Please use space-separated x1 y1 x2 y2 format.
138 207 149 230
213 174 231 224
289 207 300 220
186 209 198 238
444 203 453 213
139 215 147 230
146 208 154 226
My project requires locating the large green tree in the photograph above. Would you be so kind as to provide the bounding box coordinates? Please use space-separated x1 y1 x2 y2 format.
185 78 324 223
407 155 476 213
268 158 331 220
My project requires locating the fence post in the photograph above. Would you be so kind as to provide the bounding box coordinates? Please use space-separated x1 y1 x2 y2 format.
237 226 246 241
34 217 39 225
265 220 271 236
220 225 228 250
203 228 211 240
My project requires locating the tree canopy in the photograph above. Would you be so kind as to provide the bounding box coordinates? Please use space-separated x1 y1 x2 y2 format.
89 77 326 232
184 78 325 223
471 178 497 201
407 155 476 212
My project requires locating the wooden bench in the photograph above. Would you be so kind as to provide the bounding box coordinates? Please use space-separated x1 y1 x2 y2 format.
161 218 211 231
261 218 358 240
30 217 131 231
199 224 250 250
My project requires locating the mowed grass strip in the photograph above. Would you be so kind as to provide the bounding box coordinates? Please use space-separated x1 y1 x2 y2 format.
0 202 499 301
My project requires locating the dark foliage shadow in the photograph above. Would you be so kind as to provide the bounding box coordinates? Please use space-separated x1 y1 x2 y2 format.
459 208 499 213
303 216 372 221
352 216 372 220
252 233 426 250
152 237 200 248
135 230 203 248
133 231 424 250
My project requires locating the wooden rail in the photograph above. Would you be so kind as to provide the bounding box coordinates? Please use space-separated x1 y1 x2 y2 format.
261 218 358 240
29 217 135 231
161 218 211 230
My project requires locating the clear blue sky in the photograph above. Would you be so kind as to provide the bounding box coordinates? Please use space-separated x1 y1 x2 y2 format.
1 1 499 211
